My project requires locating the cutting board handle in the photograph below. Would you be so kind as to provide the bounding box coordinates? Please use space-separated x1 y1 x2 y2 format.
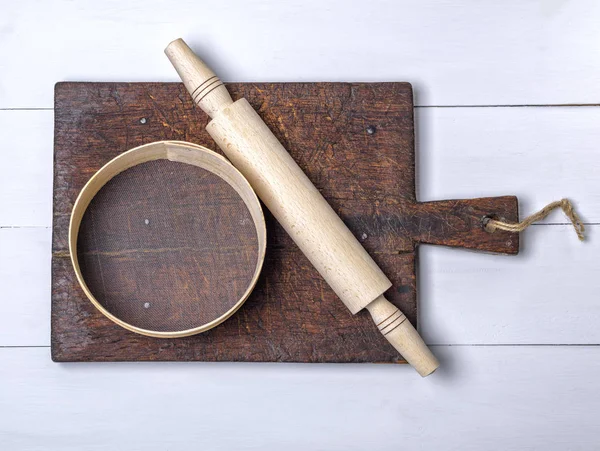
366 295 439 376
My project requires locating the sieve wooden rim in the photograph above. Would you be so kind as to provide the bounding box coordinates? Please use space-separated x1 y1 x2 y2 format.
69 140 267 338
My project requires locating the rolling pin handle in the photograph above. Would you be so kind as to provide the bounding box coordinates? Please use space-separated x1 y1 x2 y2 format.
165 38 233 118
366 295 439 377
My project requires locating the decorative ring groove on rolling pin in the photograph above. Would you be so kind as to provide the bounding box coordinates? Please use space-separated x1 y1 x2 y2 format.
193 78 222 103
193 78 221 103
376 311 399 327
190 75 218 98
195 81 225 104
377 310 402 330
378 311 408 335
383 318 407 336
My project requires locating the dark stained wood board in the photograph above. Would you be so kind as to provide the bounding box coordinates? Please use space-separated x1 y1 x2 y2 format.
52 82 519 362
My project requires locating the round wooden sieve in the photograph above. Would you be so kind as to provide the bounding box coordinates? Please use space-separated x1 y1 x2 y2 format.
69 141 266 338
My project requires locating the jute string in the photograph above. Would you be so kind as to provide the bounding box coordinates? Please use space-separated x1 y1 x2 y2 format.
485 199 585 241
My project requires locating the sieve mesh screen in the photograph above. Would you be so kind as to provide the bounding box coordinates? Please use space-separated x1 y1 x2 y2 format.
77 159 259 333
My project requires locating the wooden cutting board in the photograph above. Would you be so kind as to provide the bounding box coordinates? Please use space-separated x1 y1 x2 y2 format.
52 82 519 362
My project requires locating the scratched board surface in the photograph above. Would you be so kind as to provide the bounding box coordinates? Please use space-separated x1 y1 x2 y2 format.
52 82 518 362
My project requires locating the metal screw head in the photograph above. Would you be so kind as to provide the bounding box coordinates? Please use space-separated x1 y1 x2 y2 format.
366 125 377 135
139 117 147 124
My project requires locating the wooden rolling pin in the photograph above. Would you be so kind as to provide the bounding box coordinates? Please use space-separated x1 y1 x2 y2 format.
165 38 439 376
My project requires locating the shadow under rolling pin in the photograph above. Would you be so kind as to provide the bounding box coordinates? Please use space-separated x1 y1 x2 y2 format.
165 38 439 376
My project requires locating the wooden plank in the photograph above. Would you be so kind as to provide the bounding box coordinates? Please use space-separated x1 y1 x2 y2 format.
420 224 595 345
2 224 599 347
2 1 600 108
3 106 600 228
0 111 53 227
1 346 599 450
0 228 51 346
415 106 600 223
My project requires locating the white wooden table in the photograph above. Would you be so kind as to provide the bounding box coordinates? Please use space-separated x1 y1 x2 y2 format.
2 1 600 449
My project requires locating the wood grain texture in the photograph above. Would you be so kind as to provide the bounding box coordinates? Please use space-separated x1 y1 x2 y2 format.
52 82 519 362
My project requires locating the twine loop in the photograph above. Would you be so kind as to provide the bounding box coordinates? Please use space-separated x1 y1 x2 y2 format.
485 198 585 241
